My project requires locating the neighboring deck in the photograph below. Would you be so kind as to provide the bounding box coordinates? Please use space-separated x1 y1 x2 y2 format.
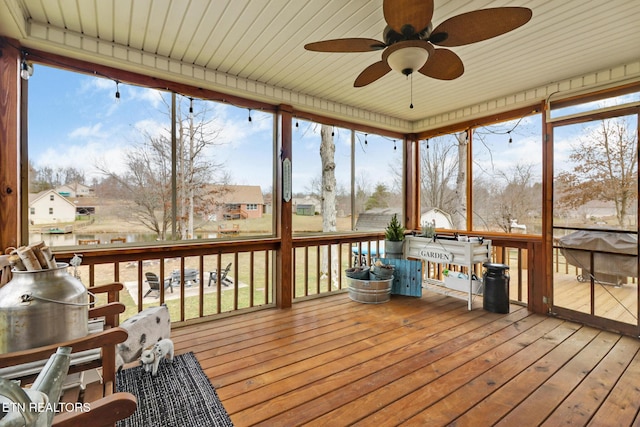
171 291 640 426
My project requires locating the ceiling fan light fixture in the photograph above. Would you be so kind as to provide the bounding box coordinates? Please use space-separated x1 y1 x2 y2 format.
387 46 429 76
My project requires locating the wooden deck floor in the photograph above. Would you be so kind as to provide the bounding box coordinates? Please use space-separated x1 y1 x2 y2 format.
171 291 640 426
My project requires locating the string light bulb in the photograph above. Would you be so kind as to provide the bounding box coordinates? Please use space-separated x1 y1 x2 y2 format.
248 109 252 122
331 127 334 137
426 138 429 149
508 131 512 143
364 133 368 145
393 140 397 151
114 81 120 102
189 98 194 114
20 52 33 80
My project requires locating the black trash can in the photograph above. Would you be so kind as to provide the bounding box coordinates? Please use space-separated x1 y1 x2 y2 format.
483 263 510 313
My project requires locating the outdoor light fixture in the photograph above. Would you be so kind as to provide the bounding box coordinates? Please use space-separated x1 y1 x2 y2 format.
385 41 431 77
20 53 33 80
383 41 433 109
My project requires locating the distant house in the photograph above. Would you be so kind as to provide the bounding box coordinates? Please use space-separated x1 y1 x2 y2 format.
419 207 453 230
29 190 77 225
578 200 618 219
56 182 94 198
203 185 265 220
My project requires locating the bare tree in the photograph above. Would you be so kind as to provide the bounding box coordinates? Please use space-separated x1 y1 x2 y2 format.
29 162 86 193
354 172 371 215
494 164 538 232
420 135 462 226
98 95 226 239
556 118 637 227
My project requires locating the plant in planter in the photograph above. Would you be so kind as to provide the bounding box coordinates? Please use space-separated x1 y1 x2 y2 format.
420 222 436 241
384 214 405 259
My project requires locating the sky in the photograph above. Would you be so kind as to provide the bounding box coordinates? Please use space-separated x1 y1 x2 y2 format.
28 64 402 195
27 64 638 196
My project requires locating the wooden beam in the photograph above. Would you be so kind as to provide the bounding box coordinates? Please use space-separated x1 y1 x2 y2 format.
415 104 540 140
0 37 21 250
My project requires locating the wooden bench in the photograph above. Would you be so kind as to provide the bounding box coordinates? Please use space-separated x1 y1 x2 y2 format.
78 239 100 245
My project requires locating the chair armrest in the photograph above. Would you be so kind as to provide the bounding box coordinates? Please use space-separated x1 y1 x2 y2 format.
89 302 125 328
89 283 123 295
0 328 128 369
88 283 124 325
52 392 137 427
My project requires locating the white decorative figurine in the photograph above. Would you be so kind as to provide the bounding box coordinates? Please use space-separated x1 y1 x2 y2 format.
70 253 83 279
140 338 174 376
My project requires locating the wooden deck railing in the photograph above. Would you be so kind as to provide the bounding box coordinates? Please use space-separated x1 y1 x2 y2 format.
53 233 541 325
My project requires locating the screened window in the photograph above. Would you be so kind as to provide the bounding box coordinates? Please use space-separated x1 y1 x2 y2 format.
291 121 403 234
28 65 274 247
419 134 465 232
472 114 542 234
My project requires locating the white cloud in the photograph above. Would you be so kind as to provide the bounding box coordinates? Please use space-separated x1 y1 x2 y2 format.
68 123 107 139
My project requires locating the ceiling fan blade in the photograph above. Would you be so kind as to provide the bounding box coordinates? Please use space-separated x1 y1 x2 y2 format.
354 61 392 87
418 49 464 80
304 38 386 52
383 0 434 35
430 7 532 47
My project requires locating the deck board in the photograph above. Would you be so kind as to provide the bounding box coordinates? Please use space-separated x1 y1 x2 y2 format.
172 292 640 426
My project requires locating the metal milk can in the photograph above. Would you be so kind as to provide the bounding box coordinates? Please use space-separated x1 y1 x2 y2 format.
0 263 89 353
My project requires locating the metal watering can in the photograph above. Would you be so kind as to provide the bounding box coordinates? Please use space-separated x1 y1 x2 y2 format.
0 346 71 427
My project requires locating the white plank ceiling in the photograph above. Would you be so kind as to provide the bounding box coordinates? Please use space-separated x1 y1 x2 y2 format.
1 0 639 133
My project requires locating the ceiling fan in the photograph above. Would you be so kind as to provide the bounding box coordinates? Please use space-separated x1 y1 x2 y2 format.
304 0 532 88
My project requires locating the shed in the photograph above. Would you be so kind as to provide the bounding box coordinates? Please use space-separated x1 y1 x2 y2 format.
355 208 401 231
296 204 315 216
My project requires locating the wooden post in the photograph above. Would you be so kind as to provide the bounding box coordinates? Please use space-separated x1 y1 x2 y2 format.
276 104 293 308
540 99 553 315
0 37 21 251
404 134 420 231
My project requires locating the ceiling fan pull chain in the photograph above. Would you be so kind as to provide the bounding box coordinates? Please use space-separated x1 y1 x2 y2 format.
409 74 414 109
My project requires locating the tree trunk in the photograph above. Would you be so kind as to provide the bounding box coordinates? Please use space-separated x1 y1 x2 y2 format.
453 132 467 229
320 125 338 286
